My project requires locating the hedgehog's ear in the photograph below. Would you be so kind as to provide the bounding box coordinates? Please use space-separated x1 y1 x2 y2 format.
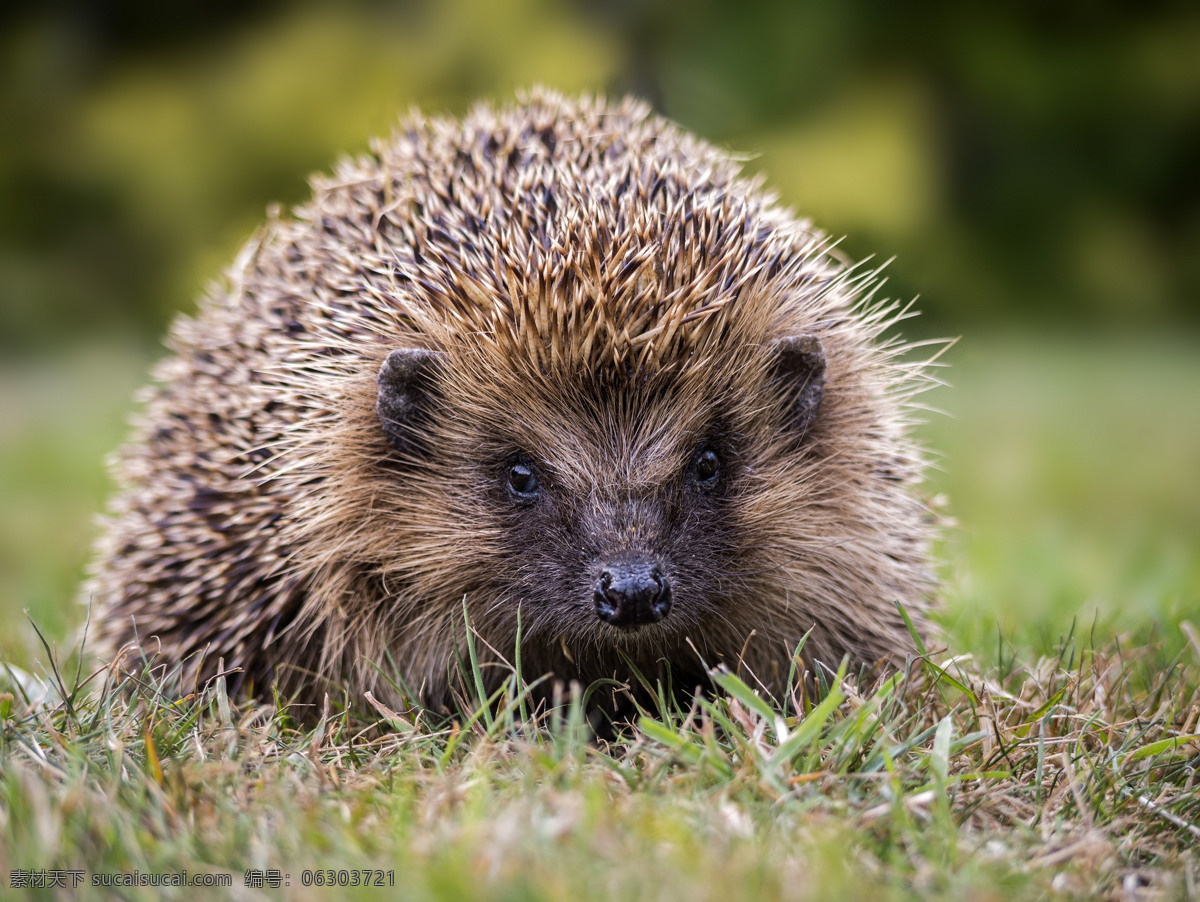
770 334 827 436
377 348 444 456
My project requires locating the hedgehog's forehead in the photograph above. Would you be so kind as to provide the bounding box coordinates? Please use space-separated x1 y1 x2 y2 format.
440 343 742 489
405 268 793 389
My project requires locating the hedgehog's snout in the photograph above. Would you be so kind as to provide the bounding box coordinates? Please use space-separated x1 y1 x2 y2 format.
593 559 672 628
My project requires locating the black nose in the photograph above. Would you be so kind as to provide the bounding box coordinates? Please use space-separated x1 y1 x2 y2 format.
594 561 672 627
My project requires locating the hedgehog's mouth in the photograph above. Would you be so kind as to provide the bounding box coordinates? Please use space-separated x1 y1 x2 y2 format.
603 620 662 635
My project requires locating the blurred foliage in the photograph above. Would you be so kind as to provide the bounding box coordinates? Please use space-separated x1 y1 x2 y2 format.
1 0 1198 351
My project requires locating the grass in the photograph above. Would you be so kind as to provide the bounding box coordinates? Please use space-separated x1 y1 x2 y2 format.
922 336 1200 660
0 334 1198 899
0 343 149 662
2 619 1197 899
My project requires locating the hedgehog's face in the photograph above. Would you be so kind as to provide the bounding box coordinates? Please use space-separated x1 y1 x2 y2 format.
496 448 684 630
376 334 826 661
486 429 734 633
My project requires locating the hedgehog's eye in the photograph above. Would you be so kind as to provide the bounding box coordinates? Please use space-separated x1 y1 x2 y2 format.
505 461 540 499
690 445 721 486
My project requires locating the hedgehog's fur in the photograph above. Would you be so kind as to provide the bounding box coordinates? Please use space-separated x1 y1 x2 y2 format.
86 89 940 714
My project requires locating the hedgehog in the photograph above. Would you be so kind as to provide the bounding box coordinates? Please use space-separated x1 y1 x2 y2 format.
85 89 939 716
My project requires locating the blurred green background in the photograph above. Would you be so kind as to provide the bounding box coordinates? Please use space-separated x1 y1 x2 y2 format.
1 0 1197 667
